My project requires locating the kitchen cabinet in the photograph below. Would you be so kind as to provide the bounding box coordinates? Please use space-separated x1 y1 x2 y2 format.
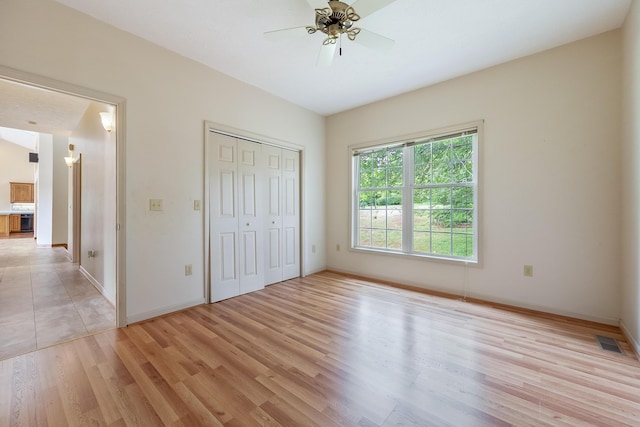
9 214 20 232
10 182 34 203
0 215 9 237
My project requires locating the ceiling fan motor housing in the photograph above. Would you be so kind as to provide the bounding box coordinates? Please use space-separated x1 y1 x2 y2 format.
313 1 361 41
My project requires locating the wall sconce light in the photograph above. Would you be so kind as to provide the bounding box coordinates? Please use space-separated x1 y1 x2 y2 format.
99 111 114 133
64 143 76 167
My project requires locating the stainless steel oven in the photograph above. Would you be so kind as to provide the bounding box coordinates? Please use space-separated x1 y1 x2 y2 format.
20 214 33 232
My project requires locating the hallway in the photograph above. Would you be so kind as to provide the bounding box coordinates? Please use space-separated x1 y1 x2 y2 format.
0 237 115 360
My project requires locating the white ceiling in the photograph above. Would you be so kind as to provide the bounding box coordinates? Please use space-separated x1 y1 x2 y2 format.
0 0 632 140
41 0 636 116
0 126 38 151
0 78 92 136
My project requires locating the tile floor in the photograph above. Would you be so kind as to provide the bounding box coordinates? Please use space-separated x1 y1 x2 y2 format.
0 236 115 360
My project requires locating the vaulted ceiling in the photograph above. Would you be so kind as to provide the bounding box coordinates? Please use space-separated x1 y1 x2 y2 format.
52 0 632 116
0 0 633 143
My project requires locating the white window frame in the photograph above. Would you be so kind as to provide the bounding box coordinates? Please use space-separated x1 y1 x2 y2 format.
349 121 482 264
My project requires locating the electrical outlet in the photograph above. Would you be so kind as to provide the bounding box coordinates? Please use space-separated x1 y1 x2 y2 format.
336 244 340 251
149 199 163 211
524 265 533 277
185 264 192 276
193 200 201 211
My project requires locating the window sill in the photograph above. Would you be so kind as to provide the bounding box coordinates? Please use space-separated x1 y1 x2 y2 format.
350 246 479 266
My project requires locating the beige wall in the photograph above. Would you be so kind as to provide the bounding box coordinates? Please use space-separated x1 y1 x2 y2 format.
621 0 640 352
1 0 630 330
0 140 34 211
35 134 53 244
32 134 68 246
326 31 622 324
69 102 115 303
52 134 69 245
0 0 326 322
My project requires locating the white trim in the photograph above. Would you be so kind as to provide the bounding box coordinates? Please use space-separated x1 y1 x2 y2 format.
79 265 115 305
620 320 640 360
202 122 211 304
304 266 327 276
126 298 206 325
347 246 480 266
348 120 483 266
348 120 484 153
328 266 620 326
0 65 124 105
0 65 127 327
204 121 304 152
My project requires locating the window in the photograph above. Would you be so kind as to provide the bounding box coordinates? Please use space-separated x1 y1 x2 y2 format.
352 125 479 262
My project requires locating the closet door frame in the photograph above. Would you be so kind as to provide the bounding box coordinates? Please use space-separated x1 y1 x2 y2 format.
204 122 304 303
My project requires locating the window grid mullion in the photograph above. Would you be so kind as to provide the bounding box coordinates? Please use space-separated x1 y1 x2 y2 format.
403 146 413 254
429 188 433 254
353 158 360 247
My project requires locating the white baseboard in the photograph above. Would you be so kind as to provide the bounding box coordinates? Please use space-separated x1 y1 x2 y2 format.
79 266 115 305
325 267 620 326
303 265 328 277
620 320 640 359
127 298 206 325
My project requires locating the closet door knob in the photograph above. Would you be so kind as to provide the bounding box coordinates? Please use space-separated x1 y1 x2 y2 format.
246 222 250 226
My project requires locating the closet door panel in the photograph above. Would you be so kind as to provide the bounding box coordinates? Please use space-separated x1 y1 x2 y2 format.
238 140 265 294
284 227 296 266
219 171 235 216
210 133 240 302
241 231 258 275
264 145 284 285
267 228 280 269
220 232 237 281
282 149 300 280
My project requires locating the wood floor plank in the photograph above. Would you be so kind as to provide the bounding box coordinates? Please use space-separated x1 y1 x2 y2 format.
170 381 225 427
1 271 640 426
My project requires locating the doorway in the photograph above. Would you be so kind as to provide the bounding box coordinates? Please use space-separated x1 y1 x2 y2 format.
0 66 126 358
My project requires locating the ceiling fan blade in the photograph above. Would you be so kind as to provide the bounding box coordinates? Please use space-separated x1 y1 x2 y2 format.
317 42 337 67
306 0 328 10
350 0 397 19
354 28 395 51
264 27 309 41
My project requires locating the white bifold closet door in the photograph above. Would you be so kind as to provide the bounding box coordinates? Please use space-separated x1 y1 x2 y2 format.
263 146 300 285
281 148 300 281
210 132 300 303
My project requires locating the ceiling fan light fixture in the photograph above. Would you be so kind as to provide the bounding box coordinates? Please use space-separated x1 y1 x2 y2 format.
347 27 361 41
323 36 338 45
310 1 362 41
268 0 397 67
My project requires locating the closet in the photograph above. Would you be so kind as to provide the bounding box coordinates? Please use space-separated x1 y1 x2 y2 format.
209 132 300 303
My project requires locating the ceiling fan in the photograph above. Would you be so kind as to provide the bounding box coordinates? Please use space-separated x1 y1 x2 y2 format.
265 0 397 67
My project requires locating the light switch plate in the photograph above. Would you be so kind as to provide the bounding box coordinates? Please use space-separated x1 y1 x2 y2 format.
194 200 201 211
149 199 163 211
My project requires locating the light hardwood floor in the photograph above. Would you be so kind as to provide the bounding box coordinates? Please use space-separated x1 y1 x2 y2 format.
0 238 115 360
1 271 639 426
